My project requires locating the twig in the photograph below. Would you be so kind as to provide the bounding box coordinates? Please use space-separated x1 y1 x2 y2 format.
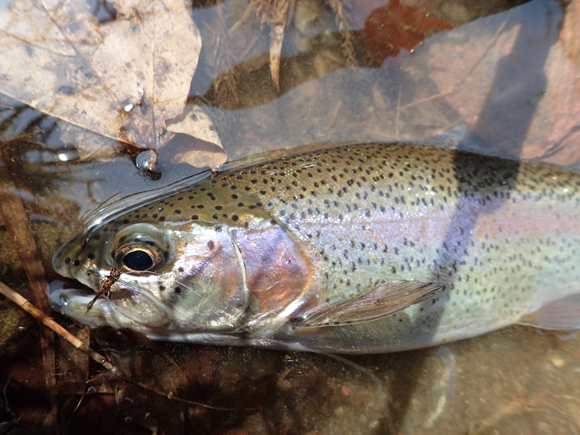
0 280 117 373
0 178 58 429
229 4 254 33
325 0 357 66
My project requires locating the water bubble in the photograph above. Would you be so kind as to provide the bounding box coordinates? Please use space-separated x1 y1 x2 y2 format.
136 150 158 173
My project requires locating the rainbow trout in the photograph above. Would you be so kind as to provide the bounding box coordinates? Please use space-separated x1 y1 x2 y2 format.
49 142 580 353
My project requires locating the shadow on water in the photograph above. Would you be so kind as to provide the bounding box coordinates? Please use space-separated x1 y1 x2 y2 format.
386 4 555 433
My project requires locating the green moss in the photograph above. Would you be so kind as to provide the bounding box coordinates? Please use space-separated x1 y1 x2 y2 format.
0 297 25 356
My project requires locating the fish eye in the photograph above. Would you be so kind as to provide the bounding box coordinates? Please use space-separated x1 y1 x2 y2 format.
113 244 165 272
109 223 168 273
123 249 154 271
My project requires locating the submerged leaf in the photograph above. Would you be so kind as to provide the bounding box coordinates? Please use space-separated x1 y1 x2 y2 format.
166 105 226 168
359 0 453 64
0 0 222 164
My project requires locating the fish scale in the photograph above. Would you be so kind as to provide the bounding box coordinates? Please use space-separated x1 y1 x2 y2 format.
50 142 580 353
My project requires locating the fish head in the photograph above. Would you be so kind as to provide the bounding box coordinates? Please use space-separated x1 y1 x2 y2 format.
51 215 249 336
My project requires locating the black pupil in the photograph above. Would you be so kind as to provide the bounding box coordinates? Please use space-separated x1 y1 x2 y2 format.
123 250 153 271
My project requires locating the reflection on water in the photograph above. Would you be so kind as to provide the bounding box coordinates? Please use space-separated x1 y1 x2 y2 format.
1 0 580 433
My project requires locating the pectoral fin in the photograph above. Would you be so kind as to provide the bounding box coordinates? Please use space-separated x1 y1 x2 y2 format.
519 294 580 330
292 280 442 328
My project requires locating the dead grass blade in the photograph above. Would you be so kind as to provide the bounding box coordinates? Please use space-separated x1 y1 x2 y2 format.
0 179 58 428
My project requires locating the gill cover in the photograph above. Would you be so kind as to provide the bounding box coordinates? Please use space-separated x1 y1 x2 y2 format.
228 210 318 331
160 222 250 331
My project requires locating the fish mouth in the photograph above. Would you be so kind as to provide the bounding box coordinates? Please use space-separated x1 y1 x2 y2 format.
46 280 114 328
46 279 171 329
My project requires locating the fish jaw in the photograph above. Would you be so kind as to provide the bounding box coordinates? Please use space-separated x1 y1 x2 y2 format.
47 280 172 331
47 280 125 329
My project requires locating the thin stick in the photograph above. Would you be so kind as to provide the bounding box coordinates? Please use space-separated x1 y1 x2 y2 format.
0 280 116 373
0 179 58 428
0 281 244 411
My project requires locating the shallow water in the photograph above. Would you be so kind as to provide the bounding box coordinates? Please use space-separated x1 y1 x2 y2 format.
1 0 580 433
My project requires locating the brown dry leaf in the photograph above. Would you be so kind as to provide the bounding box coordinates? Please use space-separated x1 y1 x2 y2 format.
359 0 453 65
0 0 223 162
